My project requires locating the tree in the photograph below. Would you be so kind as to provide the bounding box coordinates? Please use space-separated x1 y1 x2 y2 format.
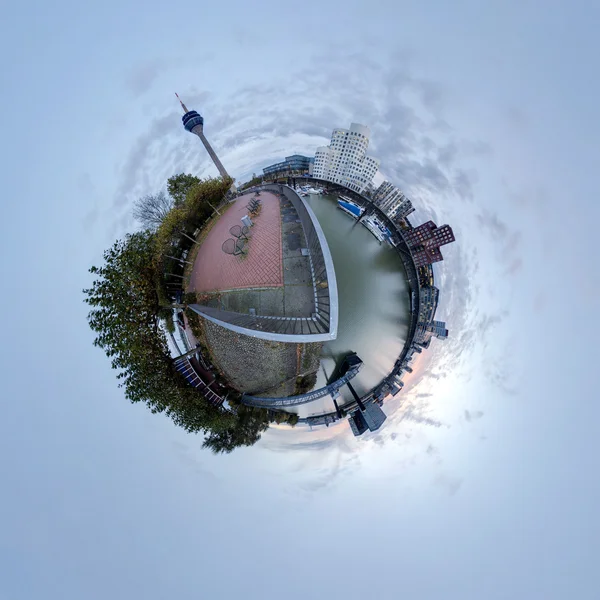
185 177 231 218
86 176 274 453
83 231 234 435
132 191 173 230
167 173 200 207
202 406 270 453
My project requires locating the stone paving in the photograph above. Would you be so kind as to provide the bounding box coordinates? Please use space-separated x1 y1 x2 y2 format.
202 319 299 395
186 188 322 395
188 190 315 320
188 192 283 293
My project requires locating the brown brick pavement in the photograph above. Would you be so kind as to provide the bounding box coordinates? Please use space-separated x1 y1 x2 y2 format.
188 192 283 293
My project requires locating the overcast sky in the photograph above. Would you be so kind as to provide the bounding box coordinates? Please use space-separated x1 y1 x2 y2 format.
0 1 598 598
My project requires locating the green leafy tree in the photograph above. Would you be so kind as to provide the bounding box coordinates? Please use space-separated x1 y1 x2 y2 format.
84 175 277 454
167 173 201 206
184 176 232 219
83 231 234 435
202 406 270 454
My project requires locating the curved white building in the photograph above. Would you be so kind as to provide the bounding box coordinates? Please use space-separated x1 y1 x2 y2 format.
312 123 380 193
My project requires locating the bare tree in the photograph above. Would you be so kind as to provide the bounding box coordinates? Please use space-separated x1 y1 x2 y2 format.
133 191 173 230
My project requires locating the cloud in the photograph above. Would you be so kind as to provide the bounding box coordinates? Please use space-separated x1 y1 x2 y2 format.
400 404 445 429
111 49 484 233
82 206 100 231
505 257 523 275
434 473 463 496
78 172 101 231
505 105 528 129
533 291 546 313
125 59 175 97
104 47 524 466
171 441 220 482
475 211 524 278
477 211 509 240
464 409 484 422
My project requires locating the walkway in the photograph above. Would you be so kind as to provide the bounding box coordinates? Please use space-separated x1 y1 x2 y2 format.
188 192 283 293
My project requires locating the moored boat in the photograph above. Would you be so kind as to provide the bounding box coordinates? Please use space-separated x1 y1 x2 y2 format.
337 197 364 219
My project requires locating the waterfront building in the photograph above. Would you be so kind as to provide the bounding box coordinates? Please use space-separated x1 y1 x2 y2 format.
348 401 387 436
417 265 435 288
404 221 455 248
263 155 313 178
362 402 387 431
415 283 448 345
373 181 415 219
176 94 237 193
312 123 380 193
415 320 448 345
428 320 448 339
363 181 376 198
404 221 455 267
373 180 394 204
349 410 368 436
418 286 439 323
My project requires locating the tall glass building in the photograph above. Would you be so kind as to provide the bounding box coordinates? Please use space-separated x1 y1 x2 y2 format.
262 155 313 177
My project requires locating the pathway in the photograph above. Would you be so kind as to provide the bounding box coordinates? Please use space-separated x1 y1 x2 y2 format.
188 192 283 293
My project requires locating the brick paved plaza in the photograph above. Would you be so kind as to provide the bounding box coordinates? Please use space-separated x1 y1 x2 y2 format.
188 191 283 293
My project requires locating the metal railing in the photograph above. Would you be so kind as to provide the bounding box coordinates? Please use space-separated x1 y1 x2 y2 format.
241 362 361 408
274 179 425 424
189 184 338 342
174 357 225 407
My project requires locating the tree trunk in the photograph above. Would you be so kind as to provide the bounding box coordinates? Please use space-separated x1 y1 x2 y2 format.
163 254 193 265
179 231 200 245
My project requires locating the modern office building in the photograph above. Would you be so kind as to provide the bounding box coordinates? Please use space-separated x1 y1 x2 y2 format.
417 264 434 288
372 180 394 204
312 123 380 193
418 286 440 323
363 181 376 198
262 155 313 177
404 221 455 249
373 180 415 219
415 320 449 345
404 221 455 268
428 321 448 339
175 93 237 193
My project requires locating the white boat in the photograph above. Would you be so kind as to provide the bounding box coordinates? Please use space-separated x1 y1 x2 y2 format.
337 197 364 219
361 215 392 244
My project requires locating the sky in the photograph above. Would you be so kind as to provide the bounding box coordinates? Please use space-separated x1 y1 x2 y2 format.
0 0 598 598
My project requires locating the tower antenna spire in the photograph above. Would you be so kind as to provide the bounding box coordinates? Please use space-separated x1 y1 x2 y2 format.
175 92 189 113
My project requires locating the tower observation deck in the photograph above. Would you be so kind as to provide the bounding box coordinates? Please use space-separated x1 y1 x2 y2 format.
176 93 237 193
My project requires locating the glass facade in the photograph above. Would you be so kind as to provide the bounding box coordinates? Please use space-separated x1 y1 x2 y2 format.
262 155 311 176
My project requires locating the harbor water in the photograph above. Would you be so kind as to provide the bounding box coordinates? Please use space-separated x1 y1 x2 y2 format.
292 193 410 418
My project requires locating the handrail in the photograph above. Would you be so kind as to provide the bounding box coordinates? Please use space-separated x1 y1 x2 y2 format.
189 185 338 342
241 363 361 408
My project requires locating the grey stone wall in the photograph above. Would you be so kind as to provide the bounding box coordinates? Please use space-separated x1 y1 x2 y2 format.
203 320 322 396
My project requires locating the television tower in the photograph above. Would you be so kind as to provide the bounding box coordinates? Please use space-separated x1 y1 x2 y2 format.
175 93 237 193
